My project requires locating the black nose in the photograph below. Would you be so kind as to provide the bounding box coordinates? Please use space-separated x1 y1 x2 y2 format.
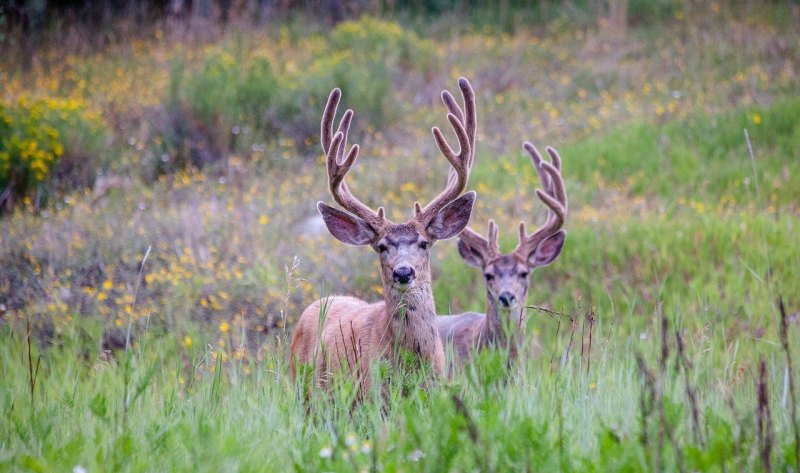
498 292 515 308
393 266 415 285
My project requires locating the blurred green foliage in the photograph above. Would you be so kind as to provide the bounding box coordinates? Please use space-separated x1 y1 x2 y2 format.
156 15 434 176
0 96 106 210
561 99 800 205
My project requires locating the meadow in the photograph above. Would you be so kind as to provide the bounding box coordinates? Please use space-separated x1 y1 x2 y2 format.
1 1 799 471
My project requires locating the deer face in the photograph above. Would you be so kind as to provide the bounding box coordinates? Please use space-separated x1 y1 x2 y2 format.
318 191 476 291
477 255 531 311
373 224 431 290
458 230 565 315
455 139 568 326
317 78 477 293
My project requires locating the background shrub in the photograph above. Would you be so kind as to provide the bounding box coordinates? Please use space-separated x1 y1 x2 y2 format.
183 53 280 150
296 15 436 132
151 15 437 176
0 96 106 210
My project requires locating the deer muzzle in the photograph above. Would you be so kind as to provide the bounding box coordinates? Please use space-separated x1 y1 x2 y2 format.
498 292 516 308
392 266 415 286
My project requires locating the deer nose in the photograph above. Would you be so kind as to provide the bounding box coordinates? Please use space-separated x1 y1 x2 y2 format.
498 292 515 308
393 266 415 285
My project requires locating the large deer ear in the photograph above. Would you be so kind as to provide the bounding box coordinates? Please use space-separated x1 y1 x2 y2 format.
457 238 485 268
425 191 476 241
528 230 566 267
318 202 377 246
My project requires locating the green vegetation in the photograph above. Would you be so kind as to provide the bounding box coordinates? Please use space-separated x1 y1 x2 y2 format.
0 96 106 208
560 100 800 204
157 16 435 174
1 1 798 471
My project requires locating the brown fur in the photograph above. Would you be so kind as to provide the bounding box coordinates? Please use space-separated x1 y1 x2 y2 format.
290 284 445 394
438 255 529 363
290 78 477 394
439 141 568 365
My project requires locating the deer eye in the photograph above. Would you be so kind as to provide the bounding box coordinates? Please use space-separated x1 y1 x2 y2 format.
378 244 388 253
520 272 529 279
484 273 494 281
418 241 429 250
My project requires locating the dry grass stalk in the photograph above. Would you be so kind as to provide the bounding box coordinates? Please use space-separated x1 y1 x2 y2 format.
550 316 563 371
636 312 686 473
25 317 42 406
755 358 774 473
561 317 578 370
280 255 304 340
452 394 490 472
526 304 572 319
126 245 152 352
635 352 655 453
451 394 479 445
778 296 799 469
586 309 595 378
675 328 704 447
725 390 742 468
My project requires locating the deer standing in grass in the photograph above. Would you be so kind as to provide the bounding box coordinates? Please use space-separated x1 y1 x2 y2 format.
437 142 567 362
290 78 477 394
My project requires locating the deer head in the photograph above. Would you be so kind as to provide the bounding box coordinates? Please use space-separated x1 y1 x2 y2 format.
457 142 567 322
317 78 477 293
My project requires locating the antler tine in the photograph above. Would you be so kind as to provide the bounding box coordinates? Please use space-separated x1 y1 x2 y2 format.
459 77 477 156
321 88 341 153
460 226 490 253
442 78 476 151
487 220 499 256
441 91 464 124
524 141 560 226
416 77 477 224
515 142 568 258
321 89 385 229
524 141 552 194
321 89 354 162
443 77 478 187
545 146 565 205
460 223 499 262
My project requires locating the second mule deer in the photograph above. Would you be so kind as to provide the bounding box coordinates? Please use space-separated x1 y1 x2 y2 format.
438 142 567 362
290 78 477 394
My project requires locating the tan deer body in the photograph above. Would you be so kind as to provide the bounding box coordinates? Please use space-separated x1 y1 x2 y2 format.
438 142 568 362
291 276 443 389
290 79 477 392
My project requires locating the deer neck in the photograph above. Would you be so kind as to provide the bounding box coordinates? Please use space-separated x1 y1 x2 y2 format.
485 292 524 350
374 268 439 357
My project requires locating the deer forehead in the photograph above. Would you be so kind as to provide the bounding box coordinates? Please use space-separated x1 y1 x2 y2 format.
485 255 528 276
379 222 426 246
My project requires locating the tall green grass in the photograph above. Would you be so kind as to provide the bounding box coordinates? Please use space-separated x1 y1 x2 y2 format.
561 99 800 205
2 300 798 471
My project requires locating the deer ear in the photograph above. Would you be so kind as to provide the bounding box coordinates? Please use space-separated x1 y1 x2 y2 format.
318 202 377 246
528 230 566 267
426 191 476 240
457 239 484 268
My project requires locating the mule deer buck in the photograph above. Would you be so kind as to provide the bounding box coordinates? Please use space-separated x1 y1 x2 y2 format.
290 78 477 395
438 141 567 362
